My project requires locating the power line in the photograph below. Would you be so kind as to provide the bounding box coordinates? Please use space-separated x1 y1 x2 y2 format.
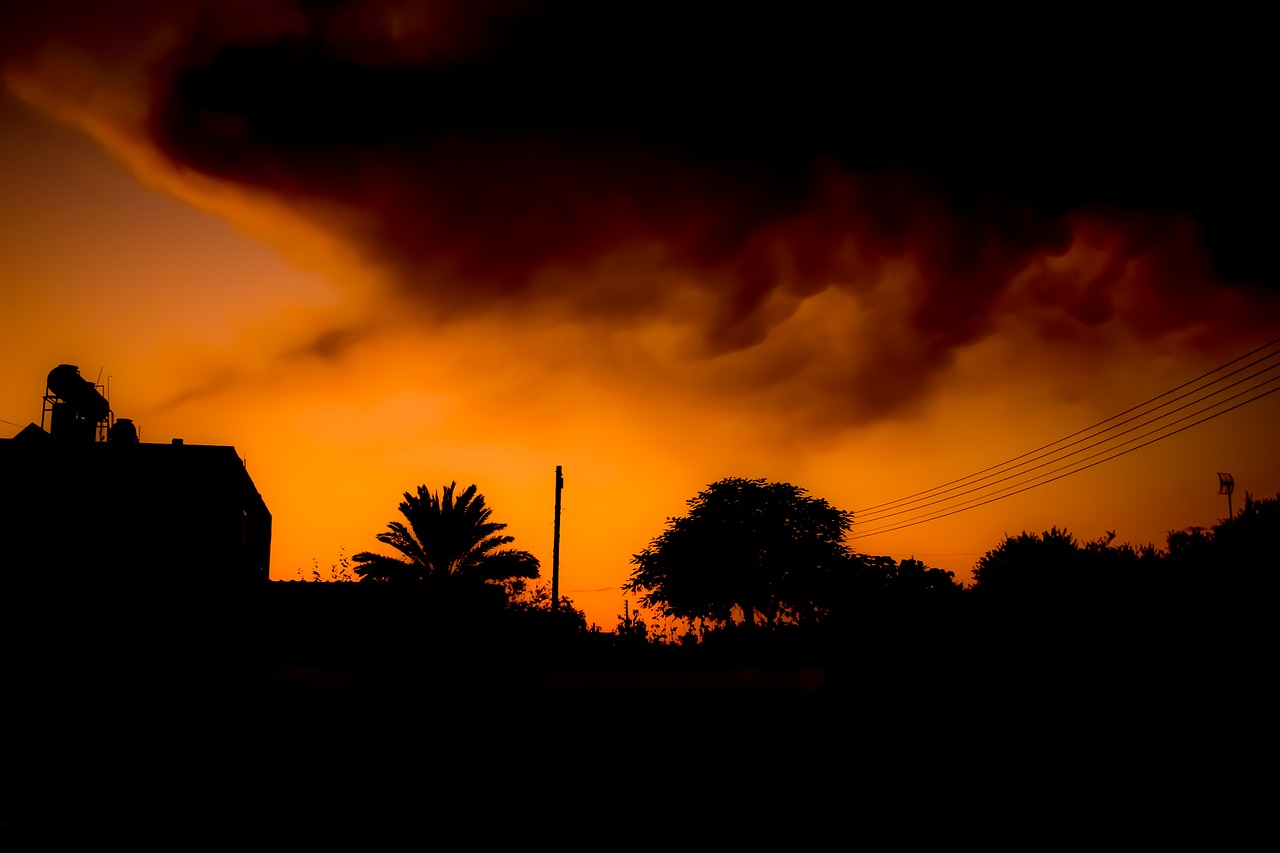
850 339 1280 539
853 381 1280 538
855 335 1280 517
857 357 1280 524
853 379 1279 538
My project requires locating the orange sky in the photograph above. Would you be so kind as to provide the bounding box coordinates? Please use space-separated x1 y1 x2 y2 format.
3 1 1279 630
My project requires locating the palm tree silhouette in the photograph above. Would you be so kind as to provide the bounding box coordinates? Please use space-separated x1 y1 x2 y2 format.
352 482 540 587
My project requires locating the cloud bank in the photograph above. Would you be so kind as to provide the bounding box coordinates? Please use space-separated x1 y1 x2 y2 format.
10 0 1280 425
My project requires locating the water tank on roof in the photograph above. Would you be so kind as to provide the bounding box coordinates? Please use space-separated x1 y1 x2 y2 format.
109 418 138 444
47 364 109 424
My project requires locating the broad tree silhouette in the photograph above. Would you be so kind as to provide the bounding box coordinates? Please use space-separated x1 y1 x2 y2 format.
971 526 1080 604
353 482 540 596
625 477 854 630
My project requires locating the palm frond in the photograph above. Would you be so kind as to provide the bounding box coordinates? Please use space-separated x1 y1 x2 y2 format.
473 534 517 555
377 521 430 567
352 551 419 583
466 548 541 582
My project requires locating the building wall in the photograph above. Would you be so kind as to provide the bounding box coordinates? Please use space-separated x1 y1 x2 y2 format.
0 431 270 589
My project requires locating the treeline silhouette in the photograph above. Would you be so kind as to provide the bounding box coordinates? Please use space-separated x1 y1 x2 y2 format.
5 486 1275 673
3 482 1273 840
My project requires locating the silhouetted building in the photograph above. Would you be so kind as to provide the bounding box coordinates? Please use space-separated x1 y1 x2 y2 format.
0 366 270 589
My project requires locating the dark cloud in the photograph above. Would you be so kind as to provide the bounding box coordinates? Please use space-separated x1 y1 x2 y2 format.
147 5 1278 203
130 1 1280 416
282 324 367 362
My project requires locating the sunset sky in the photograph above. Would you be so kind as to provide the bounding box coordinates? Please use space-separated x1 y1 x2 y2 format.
3 1 1278 629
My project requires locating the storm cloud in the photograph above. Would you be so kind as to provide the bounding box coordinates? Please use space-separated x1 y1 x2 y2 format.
17 0 1280 421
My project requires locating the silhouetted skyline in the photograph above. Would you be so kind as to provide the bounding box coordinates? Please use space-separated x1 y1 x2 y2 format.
2 1 1278 629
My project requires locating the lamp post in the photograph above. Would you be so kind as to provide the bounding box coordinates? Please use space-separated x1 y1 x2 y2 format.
1218 472 1235 519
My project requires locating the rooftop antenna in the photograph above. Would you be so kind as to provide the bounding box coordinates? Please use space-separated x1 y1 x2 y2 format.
96 367 113 436
1218 472 1235 519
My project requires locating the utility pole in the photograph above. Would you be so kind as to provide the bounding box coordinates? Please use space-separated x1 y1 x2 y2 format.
1219 472 1235 519
552 465 563 612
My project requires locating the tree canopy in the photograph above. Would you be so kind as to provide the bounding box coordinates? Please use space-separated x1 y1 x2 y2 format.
625 477 854 628
968 492 1280 609
353 482 540 593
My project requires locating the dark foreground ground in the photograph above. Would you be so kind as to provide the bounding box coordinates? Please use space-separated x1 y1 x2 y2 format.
1 588 1269 843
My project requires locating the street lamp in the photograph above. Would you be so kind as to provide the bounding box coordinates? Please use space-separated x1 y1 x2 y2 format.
1218 472 1235 519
